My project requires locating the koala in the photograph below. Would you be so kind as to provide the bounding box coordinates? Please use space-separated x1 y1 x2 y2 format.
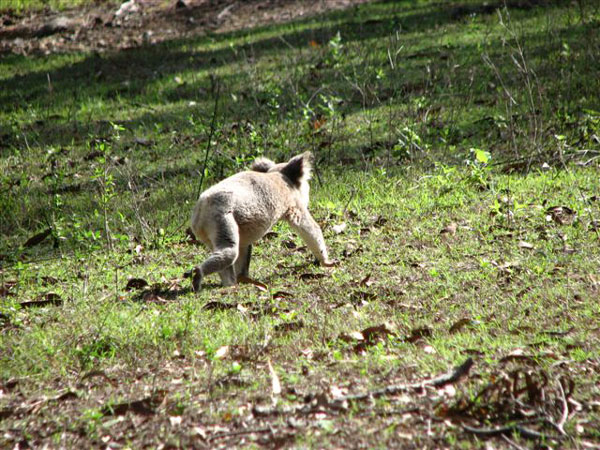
190 152 331 291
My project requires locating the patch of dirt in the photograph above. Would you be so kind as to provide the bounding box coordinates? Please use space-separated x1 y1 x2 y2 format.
0 0 370 56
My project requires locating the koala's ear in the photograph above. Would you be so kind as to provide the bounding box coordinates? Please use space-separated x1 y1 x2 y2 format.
251 157 276 172
281 152 312 188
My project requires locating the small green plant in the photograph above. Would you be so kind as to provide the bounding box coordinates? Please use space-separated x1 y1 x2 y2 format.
327 31 344 66
393 126 423 160
75 336 118 370
90 140 116 250
465 147 491 189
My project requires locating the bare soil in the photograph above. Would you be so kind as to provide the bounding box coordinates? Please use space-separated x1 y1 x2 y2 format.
0 0 371 56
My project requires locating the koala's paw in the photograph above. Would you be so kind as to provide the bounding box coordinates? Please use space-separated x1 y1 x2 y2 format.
192 267 203 292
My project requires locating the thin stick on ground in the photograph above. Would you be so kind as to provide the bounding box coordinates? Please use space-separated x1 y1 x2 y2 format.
342 357 474 402
462 424 565 441
253 358 474 417
208 427 272 442
555 379 569 435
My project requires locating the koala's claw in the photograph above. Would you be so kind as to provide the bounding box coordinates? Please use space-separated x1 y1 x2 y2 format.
192 267 203 292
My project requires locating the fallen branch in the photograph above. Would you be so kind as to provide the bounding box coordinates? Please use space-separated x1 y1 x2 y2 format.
427 357 475 387
253 358 474 416
462 424 565 441
208 426 271 441
555 380 569 435
342 357 474 402
358 406 421 418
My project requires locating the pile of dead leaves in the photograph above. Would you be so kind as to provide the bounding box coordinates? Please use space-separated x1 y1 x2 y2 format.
441 356 596 446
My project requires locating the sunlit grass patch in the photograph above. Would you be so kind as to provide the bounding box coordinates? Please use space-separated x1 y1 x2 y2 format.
1 0 600 447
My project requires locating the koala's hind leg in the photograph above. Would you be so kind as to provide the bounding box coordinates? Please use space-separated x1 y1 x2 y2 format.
194 212 240 289
219 265 237 286
235 245 252 280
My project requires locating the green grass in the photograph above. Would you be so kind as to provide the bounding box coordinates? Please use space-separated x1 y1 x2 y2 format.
1 0 118 13
1 0 600 447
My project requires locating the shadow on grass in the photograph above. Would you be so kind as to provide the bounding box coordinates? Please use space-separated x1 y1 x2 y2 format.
1 0 598 263
0 0 581 124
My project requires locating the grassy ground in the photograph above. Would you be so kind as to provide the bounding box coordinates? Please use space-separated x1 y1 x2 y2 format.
2 0 116 13
1 0 600 447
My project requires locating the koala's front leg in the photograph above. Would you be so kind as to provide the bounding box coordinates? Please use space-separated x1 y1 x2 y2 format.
288 207 331 265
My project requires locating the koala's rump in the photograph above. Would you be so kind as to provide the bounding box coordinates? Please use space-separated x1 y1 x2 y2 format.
193 171 291 246
232 172 291 244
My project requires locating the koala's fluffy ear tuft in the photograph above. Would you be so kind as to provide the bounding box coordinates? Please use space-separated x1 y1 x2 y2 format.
251 157 276 173
280 152 312 188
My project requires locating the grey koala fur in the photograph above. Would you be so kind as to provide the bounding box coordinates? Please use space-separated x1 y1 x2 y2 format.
190 152 331 291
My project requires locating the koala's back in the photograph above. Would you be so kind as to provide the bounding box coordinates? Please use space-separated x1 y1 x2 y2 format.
193 171 295 246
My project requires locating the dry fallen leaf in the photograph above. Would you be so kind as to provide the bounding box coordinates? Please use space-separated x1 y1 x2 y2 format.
362 322 396 342
274 321 304 334
192 426 208 440
349 290 377 304
300 273 326 281
0 281 17 298
214 346 229 360
102 390 167 417
332 222 347 234
441 384 456 397
237 275 267 291
169 416 182 427
339 331 365 342
440 222 458 235
351 323 396 354
359 273 374 287
313 117 327 130
329 385 346 399
423 345 436 354
134 136 152 147
23 228 52 248
499 348 536 364
125 278 149 291
372 215 388 228
282 239 297 249
267 359 281 397
546 205 577 225
518 241 534 250
41 276 59 285
202 301 237 311
140 291 167 303
20 293 63 308
406 326 432 343
272 291 293 300
449 318 480 334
